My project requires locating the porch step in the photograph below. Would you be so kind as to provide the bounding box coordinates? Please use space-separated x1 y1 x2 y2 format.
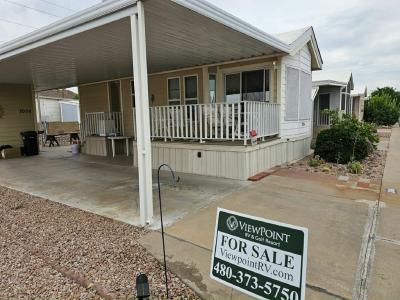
248 167 279 182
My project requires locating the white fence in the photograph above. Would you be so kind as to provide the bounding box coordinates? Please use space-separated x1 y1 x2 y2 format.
82 112 123 138
313 109 331 126
134 102 280 144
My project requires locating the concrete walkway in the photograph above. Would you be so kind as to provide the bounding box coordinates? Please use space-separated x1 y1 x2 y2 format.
141 173 380 299
0 147 249 226
368 127 400 299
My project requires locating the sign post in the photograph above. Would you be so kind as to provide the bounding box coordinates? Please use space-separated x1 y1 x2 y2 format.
210 208 308 300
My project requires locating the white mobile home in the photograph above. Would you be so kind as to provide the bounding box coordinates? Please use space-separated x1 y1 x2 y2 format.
312 72 354 140
0 0 322 224
36 89 80 123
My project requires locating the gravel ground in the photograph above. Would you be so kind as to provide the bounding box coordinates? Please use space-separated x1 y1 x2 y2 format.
0 186 198 299
288 148 387 182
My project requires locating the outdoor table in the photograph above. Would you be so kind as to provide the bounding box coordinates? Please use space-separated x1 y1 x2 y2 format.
107 136 131 158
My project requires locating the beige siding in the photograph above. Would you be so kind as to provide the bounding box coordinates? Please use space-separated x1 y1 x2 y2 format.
133 137 311 180
79 82 109 119
0 84 35 146
149 68 204 106
120 79 134 137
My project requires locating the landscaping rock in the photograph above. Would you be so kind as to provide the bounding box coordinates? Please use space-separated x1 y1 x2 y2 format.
0 186 198 299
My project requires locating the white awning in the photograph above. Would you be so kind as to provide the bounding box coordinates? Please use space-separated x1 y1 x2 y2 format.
0 0 289 91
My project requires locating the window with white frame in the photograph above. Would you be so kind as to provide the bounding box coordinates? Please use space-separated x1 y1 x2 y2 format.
285 67 312 121
224 69 271 103
209 74 216 104
184 75 198 105
167 77 181 105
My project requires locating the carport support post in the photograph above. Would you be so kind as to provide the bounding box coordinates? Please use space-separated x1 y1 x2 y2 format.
131 1 153 225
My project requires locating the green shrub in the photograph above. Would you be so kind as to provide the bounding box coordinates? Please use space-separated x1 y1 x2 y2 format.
364 93 400 126
309 155 322 167
315 112 379 164
347 161 363 174
371 87 400 108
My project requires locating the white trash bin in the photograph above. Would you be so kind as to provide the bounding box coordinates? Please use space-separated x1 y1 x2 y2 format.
71 144 80 156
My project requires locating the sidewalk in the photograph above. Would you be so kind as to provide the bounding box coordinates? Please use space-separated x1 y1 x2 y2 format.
141 174 378 300
368 127 400 299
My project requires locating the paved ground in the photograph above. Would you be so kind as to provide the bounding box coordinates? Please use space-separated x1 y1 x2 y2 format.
141 174 379 300
139 126 400 300
0 146 249 227
368 126 400 300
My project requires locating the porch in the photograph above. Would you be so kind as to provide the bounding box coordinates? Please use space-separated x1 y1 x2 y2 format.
81 101 280 145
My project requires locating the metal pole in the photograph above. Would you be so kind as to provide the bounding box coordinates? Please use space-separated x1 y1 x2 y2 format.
157 164 179 299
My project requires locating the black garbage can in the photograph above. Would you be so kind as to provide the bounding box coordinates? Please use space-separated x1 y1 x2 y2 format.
20 131 39 156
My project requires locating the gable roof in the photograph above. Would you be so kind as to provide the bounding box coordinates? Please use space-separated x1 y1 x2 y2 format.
274 26 323 70
351 86 368 97
312 71 354 90
274 27 310 45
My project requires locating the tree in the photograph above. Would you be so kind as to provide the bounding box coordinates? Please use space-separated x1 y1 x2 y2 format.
364 93 400 126
371 87 400 107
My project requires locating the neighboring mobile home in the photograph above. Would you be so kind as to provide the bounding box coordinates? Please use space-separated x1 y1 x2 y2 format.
351 87 368 121
36 89 80 123
0 0 322 224
312 72 354 141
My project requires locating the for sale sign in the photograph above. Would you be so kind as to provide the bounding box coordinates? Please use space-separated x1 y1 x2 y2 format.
210 208 308 300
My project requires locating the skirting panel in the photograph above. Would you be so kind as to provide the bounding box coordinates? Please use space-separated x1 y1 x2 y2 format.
133 137 311 180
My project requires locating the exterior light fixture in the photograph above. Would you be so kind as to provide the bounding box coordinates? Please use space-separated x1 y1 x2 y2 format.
136 273 150 300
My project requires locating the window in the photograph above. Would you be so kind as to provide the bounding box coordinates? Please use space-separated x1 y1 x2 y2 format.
341 93 346 111
209 74 216 104
299 71 312 120
285 68 312 121
184 75 199 104
184 75 198 105
319 94 330 110
167 77 180 105
225 69 271 103
225 73 241 103
242 70 264 102
108 81 121 112
130 81 135 108
285 67 300 120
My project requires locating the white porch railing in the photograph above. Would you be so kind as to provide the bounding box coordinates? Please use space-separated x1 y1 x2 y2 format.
313 109 331 126
82 112 123 139
133 102 280 144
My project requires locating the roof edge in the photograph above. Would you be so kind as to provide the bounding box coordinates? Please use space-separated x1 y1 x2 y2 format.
0 0 137 58
172 0 291 54
287 26 323 70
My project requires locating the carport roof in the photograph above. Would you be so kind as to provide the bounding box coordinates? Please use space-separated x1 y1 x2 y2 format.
0 0 319 91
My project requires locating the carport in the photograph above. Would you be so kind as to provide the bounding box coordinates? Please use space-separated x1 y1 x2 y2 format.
0 0 289 225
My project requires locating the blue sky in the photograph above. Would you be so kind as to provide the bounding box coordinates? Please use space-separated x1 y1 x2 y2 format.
0 0 399 91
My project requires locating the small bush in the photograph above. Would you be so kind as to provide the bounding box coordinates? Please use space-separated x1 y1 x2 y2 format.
309 155 322 167
364 93 400 126
315 112 379 164
348 161 363 174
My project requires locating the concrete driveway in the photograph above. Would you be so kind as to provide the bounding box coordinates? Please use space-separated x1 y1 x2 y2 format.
141 172 380 300
0 146 249 226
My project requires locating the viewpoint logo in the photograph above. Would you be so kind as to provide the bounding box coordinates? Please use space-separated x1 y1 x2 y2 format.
226 215 239 231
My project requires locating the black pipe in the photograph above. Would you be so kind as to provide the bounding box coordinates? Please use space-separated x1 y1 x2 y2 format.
157 164 180 299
